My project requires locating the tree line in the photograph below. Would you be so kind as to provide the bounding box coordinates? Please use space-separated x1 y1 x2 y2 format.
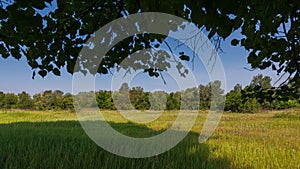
0 90 74 111
0 74 299 112
225 74 299 112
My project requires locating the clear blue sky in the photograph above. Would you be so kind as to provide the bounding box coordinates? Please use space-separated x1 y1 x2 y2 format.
0 30 283 96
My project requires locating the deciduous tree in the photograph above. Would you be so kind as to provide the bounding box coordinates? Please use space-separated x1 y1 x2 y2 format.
0 0 298 94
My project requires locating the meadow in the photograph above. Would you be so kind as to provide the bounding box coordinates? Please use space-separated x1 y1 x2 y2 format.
0 109 299 169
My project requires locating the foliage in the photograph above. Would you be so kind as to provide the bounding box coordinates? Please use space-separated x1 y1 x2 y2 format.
225 86 243 112
148 91 167 110
31 90 73 111
181 87 199 110
62 93 75 110
129 87 150 110
199 84 211 110
250 74 272 89
74 91 97 109
0 91 5 108
225 74 299 113
17 91 34 109
241 98 260 113
0 75 298 112
166 92 181 110
96 90 114 110
0 0 298 94
2 93 18 109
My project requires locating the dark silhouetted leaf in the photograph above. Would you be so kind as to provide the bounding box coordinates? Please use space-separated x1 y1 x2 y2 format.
32 1 47 10
53 68 61 76
38 70 47 78
179 55 190 61
11 48 21 60
98 67 108 74
0 44 9 58
0 8 7 19
231 39 239 46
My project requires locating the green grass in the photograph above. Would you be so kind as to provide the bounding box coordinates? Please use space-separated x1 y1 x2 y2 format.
273 109 300 119
0 109 299 169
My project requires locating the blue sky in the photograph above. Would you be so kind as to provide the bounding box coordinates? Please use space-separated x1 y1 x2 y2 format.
0 29 283 96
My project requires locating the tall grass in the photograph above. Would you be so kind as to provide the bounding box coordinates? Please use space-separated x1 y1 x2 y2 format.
0 110 299 168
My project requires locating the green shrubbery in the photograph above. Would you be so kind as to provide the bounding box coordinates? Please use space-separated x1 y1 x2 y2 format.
224 74 299 113
0 74 298 113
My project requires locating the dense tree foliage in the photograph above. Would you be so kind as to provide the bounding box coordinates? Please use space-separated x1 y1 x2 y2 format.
129 87 150 110
17 91 34 109
0 75 298 112
225 74 299 112
31 90 74 110
96 90 114 110
0 0 298 96
225 85 243 112
2 93 18 109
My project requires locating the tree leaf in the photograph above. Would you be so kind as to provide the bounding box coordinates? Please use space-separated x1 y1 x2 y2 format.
98 67 108 74
28 60 38 69
0 44 9 59
0 8 7 19
271 64 277 71
208 28 216 39
32 1 47 10
11 48 21 60
231 39 239 46
38 70 47 78
53 68 61 76
179 55 190 61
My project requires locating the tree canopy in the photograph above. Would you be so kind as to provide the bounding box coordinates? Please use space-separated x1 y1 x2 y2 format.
0 74 298 112
0 0 299 91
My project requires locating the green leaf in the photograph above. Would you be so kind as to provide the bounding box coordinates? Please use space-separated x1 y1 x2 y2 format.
267 90 274 95
0 8 7 19
0 44 9 59
67 60 75 74
11 48 21 60
28 61 38 69
38 70 47 78
53 68 61 76
259 61 271 69
271 64 277 70
233 17 243 30
247 52 255 64
145 68 159 77
45 0 53 3
98 67 108 74
231 39 239 46
70 20 81 35
31 14 42 27
179 55 190 61
208 29 216 39
32 1 47 10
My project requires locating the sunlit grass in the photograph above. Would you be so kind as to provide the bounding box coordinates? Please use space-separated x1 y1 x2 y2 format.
0 109 299 168
0 109 77 123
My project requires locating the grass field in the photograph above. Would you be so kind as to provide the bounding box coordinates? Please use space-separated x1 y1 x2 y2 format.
0 109 299 169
